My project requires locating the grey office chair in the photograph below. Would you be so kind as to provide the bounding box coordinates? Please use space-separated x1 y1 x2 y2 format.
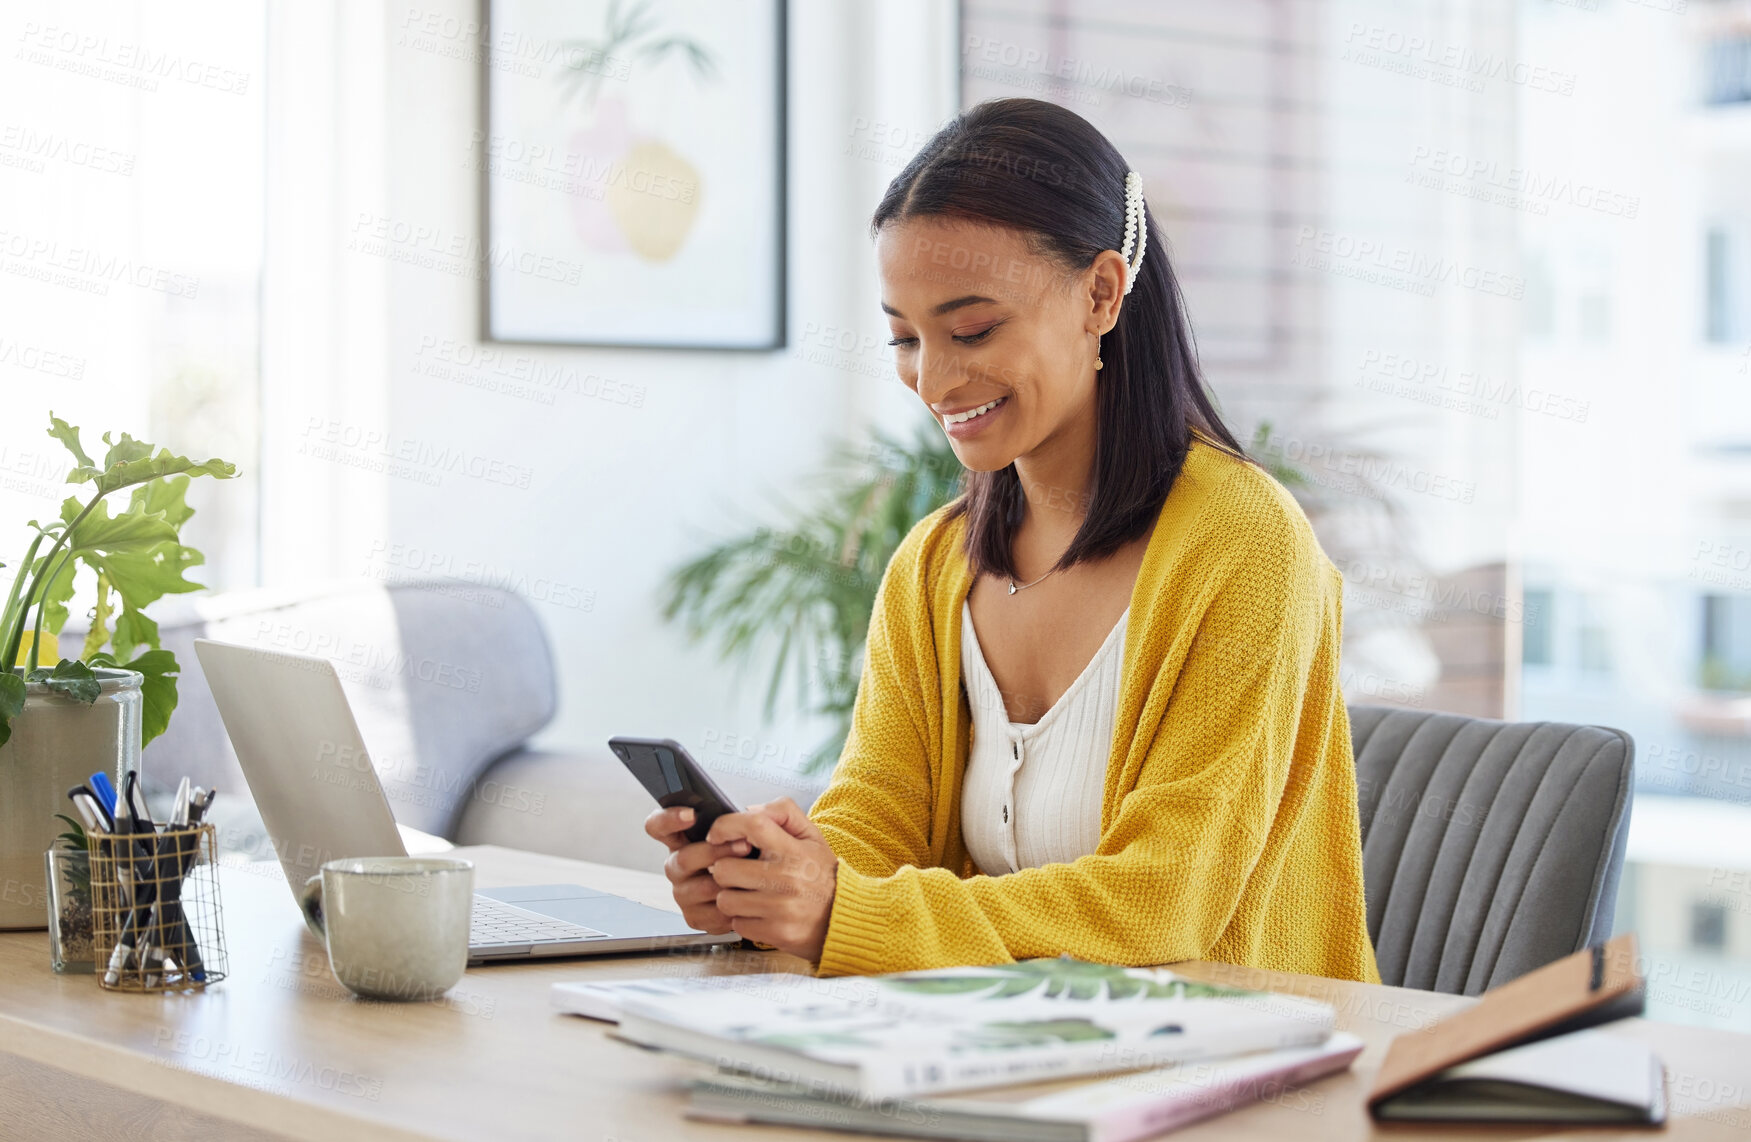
1348 705 1634 996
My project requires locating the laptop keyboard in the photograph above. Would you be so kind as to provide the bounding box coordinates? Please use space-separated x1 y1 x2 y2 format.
470 895 610 947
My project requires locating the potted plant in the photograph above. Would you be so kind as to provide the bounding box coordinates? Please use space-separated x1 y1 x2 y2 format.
45 815 94 970
0 415 235 929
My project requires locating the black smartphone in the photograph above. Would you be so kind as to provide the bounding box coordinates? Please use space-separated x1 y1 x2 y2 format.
609 736 759 857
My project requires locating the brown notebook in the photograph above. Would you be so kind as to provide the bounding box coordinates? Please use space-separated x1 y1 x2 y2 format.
1368 933 1648 1117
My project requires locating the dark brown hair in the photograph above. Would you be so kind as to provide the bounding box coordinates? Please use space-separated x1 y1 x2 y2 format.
871 97 1247 579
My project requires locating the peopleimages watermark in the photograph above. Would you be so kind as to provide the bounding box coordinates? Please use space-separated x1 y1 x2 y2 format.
0 336 85 380
0 124 135 176
348 212 583 287
152 1027 383 1100
250 618 486 695
297 417 534 491
363 538 595 612
0 228 200 299
0 444 68 502
1691 540 1751 592
1341 664 1427 707
314 738 549 818
464 132 695 206
1641 742 1751 802
1255 429 1477 504
963 35 1193 108
1340 22 1578 96
15 22 252 95
1355 349 1591 424
1407 146 1639 220
262 944 499 1018
1291 227 1524 301
411 336 646 409
397 6 632 81
1338 559 1534 625
797 320 898 381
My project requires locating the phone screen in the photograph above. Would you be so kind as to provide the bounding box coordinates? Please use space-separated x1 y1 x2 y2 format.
610 737 751 850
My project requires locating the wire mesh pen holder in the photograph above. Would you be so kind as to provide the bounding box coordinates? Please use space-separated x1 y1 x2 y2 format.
90 822 228 993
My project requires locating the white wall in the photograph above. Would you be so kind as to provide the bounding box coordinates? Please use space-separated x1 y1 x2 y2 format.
260 0 958 770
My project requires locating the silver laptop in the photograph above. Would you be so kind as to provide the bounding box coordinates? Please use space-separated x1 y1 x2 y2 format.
193 638 738 962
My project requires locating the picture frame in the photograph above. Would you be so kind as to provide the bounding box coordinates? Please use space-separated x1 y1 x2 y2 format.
481 0 787 349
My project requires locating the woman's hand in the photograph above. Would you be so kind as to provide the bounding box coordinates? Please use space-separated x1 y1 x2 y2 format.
645 806 751 934
705 798 839 964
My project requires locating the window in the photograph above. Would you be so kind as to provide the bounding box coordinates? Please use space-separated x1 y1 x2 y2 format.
1523 253 1555 341
1705 224 1750 345
1691 900 1729 952
1701 593 1751 690
1706 35 1751 106
1577 595 1612 675
1523 588 1555 666
1577 291 1611 344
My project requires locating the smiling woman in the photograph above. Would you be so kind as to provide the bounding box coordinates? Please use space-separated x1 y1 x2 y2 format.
645 98 1381 986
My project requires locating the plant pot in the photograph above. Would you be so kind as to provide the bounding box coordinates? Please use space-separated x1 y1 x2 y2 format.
0 668 142 929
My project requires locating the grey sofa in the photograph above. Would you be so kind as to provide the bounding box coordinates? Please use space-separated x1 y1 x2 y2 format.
124 580 828 874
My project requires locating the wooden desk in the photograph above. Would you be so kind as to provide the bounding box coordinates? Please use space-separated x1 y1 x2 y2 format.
2 845 1748 1141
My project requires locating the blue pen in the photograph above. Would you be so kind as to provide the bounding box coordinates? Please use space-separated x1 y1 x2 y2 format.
89 772 119 816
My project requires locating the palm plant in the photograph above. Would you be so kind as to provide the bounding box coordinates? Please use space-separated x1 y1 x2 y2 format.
663 415 1421 775
661 425 962 772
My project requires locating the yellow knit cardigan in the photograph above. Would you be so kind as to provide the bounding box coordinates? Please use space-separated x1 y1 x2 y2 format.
810 432 1382 984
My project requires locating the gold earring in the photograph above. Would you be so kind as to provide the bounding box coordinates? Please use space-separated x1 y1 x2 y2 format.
1094 334 1104 371
1094 356 1103 371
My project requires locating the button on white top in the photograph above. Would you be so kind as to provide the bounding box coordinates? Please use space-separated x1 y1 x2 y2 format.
959 600 1128 876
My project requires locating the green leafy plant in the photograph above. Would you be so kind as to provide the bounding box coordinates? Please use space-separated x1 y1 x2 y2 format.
52 812 93 902
661 425 963 773
0 414 238 750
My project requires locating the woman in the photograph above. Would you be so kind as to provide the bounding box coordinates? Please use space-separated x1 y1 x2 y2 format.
646 98 1380 984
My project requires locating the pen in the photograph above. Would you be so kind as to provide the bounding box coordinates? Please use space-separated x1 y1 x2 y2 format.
65 786 110 835
88 771 119 816
146 778 195 985
104 771 158 986
150 782 215 984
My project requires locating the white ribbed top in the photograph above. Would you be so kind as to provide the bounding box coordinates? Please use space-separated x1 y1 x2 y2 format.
959 600 1128 876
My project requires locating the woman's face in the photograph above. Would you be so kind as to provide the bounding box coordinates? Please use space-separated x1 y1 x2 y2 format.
876 217 1121 473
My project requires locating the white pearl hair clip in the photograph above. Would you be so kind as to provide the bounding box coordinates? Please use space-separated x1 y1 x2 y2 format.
1118 170 1146 296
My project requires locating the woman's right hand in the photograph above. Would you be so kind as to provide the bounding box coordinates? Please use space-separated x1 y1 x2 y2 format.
644 806 751 934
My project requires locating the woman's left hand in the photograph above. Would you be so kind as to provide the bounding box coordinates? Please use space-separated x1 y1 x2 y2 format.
705 798 838 964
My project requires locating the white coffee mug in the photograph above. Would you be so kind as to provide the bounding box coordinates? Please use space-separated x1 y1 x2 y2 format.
298 856 473 1001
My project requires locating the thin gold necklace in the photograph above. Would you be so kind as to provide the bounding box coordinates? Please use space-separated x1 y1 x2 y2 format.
1006 567 1058 595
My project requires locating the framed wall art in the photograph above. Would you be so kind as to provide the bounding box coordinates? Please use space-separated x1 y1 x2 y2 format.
482 0 786 348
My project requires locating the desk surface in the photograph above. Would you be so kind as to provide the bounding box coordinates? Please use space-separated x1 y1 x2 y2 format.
2 845 1749 1142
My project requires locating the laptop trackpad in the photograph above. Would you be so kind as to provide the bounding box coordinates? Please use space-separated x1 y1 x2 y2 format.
478 884 699 937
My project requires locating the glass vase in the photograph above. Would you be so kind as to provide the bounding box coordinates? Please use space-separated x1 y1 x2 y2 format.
45 846 95 973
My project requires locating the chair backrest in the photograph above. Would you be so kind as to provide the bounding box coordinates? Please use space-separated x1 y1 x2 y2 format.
1349 705 1634 995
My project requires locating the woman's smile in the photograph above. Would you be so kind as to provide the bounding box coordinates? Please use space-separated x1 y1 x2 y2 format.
937 395 1010 439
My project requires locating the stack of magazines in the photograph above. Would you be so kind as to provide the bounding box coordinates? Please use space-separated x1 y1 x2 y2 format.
553 957 1363 1141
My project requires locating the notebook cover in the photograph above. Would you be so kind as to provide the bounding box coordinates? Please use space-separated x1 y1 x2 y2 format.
1367 933 1644 1112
